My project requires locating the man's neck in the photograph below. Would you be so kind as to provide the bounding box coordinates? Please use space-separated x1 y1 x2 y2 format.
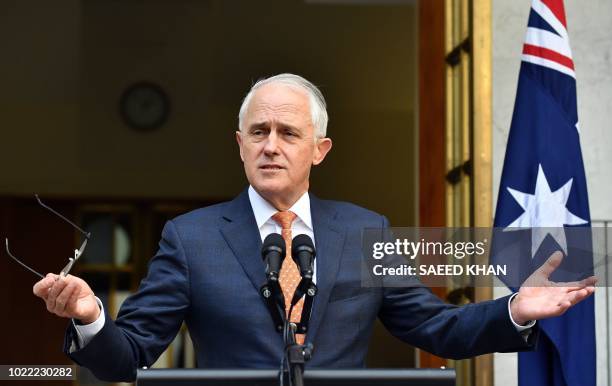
249 186 312 232
253 187 307 211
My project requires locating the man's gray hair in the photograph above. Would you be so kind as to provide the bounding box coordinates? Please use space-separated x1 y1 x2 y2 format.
238 73 329 138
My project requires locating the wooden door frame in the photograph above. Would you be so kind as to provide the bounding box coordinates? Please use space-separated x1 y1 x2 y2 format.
417 0 447 369
418 1 492 385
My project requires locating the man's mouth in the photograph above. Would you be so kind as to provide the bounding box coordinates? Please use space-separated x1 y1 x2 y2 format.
259 164 284 170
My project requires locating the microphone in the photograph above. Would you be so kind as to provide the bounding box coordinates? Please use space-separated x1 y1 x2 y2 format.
291 234 315 280
262 233 286 281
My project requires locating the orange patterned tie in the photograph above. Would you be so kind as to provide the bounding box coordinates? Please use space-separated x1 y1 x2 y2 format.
272 210 306 345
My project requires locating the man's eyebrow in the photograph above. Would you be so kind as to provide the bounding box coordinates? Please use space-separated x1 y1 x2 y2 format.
277 123 302 133
247 122 302 133
247 122 269 131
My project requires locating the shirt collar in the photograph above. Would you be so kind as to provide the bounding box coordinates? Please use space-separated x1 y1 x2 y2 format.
248 185 312 230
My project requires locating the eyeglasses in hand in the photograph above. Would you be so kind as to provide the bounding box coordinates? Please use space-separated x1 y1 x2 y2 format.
4 195 91 279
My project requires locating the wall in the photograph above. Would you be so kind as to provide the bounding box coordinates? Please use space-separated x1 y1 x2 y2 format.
0 0 418 227
0 0 81 194
0 0 420 372
492 1 612 385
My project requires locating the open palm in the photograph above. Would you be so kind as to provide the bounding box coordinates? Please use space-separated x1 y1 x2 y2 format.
510 251 597 325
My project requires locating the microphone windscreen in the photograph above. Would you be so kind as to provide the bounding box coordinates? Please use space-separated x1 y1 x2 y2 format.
292 234 315 256
262 233 286 259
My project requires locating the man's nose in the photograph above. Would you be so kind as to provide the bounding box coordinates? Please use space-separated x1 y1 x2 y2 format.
263 131 280 155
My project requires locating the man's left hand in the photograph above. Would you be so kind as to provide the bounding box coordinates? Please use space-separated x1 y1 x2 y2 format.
510 251 597 325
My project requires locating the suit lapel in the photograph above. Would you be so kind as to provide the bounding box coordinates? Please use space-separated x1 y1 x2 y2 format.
307 195 346 344
219 189 267 293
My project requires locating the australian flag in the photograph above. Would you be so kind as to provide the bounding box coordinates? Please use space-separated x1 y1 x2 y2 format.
493 1 595 386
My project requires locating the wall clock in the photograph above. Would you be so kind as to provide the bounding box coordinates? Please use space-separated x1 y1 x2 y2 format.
119 82 170 131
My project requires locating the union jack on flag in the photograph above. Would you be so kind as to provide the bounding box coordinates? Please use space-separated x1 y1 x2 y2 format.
521 0 575 78
494 0 595 386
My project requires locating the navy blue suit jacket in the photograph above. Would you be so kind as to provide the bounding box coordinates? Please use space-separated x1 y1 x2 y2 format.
65 189 536 381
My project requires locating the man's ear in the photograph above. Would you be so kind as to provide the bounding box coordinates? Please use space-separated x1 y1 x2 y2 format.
312 137 333 166
236 131 245 162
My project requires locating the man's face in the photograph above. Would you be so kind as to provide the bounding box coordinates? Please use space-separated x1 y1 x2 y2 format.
236 83 332 209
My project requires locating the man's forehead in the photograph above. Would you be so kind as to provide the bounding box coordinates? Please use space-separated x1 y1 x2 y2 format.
251 83 309 107
245 83 312 123
246 109 311 132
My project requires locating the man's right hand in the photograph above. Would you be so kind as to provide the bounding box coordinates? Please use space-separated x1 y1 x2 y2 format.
33 273 100 324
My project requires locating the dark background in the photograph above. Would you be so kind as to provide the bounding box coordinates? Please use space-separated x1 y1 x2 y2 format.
0 0 449 384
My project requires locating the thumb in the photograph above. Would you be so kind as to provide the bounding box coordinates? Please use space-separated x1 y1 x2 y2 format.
538 251 564 278
33 273 58 298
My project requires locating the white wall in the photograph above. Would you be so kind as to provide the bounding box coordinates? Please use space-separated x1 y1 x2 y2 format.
492 1 612 386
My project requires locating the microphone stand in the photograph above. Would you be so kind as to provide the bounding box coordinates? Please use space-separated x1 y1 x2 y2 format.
260 232 317 386
261 277 317 386
282 279 317 386
261 278 285 334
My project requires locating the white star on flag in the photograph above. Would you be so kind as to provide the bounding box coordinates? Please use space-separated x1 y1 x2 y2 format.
504 164 588 257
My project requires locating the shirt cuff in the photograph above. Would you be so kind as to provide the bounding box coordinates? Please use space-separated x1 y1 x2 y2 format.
72 297 105 349
508 293 536 339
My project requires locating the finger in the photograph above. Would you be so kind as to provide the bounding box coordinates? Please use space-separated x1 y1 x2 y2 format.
582 276 598 287
564 287 594 306
46 277 69 313
560 300 571 309
54 281 77 316
556 276 599 292
33 273 58 298
538 251 564 278
583 286 596 296
554 281 590 292
563 276 599 288
552 280 583 290
62 284 82 318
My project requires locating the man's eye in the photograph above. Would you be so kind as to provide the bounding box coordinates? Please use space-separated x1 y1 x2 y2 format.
252 130 265 136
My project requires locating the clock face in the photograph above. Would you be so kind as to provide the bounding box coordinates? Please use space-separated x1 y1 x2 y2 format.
120 82 170 131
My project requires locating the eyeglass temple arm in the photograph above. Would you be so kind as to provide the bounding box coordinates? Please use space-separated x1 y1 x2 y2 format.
5 238 44 279
35 194 91 239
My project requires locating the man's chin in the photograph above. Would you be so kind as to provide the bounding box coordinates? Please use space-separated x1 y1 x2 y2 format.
252 184 288 198
251 183 298 206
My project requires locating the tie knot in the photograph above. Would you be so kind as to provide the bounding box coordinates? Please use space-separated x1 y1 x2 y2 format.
272 211 297 230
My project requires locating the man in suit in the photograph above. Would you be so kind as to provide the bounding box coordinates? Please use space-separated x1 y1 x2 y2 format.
33 73 596 382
